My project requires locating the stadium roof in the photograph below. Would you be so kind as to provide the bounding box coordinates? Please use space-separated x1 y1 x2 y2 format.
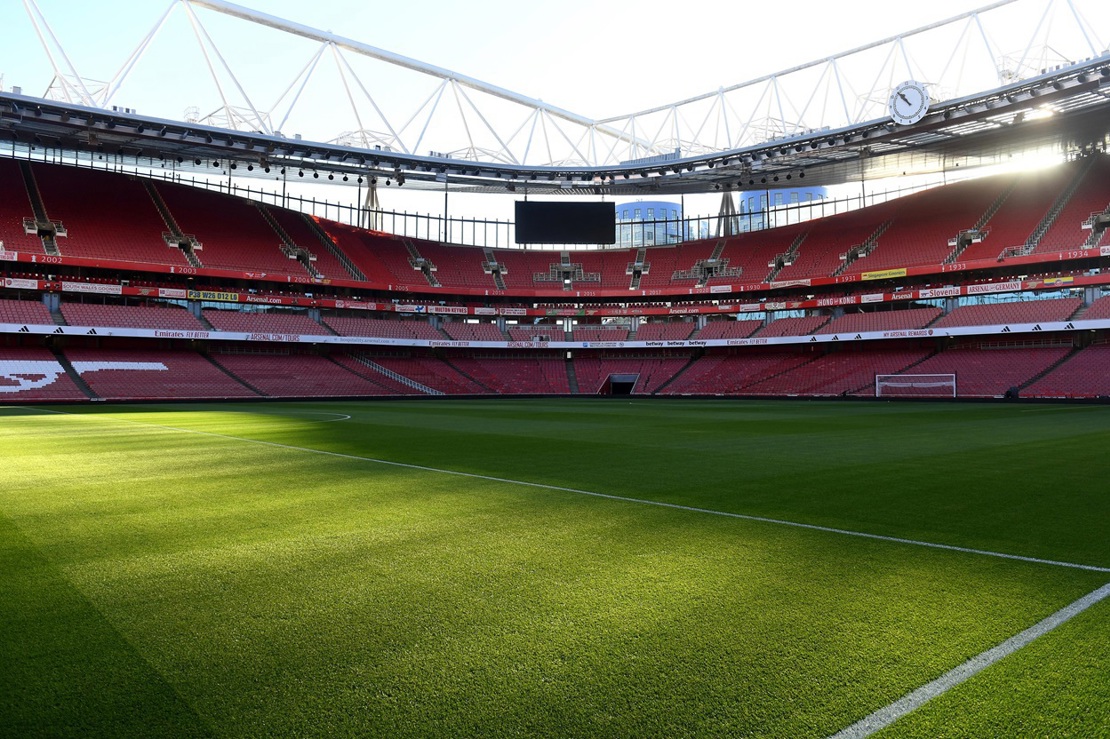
2 0 1110 195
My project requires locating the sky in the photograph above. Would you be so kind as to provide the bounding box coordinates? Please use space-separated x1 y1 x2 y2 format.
2 0 1107 227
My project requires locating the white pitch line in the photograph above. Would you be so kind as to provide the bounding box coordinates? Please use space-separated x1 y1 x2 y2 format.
827 581 1110 739
24 406 1110 575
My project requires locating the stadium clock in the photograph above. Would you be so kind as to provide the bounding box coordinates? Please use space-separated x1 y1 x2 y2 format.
888 80 930 125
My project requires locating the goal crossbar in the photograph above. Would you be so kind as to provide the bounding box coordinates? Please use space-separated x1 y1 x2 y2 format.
875 373 956 398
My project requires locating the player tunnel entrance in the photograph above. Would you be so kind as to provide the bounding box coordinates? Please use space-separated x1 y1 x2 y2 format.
599 373 638 395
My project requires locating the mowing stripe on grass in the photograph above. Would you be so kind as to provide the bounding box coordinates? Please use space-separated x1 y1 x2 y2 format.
827 581 1110 739
27 405 1110 575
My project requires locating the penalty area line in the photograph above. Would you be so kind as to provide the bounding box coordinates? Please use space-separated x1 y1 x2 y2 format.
827 580 1110 739
27 405 1110 576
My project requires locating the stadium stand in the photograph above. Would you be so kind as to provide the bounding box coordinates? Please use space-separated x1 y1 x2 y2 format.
931 297 1082 328
0 346 88 400
0 298 53 325
742 348 933 396
61 302 206 330
896 345 1072 397
442 322 506 341
1034 157 1110 253
571 326 630 342
957 166 1073 261
814 307 942 334
156 183 312 276
635 322 696 341
572 355 689 394
694 320 763 340
322 316 444 340
446 355 571 394
756 315 830 337
370 355 487 394
659 350 814 395
32 164 193 266
0 159 45 253
508 325 566 341
65 347 258 399
209 351 393 396
203 309 331 335
1023 344 1110 398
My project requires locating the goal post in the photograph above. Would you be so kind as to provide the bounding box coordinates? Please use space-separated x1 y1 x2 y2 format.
875 373 956 398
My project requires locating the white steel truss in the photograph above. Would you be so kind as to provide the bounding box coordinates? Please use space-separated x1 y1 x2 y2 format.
21 0 1110 168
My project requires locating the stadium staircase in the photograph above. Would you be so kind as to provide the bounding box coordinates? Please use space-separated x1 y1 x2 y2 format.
767 232 808 281
49 347 97 399
256 204 323 279
402 238 441 287
627 248 648 290
144 182 204 267
565 357 580 394
18 163 62 256
199 352 267 396
481 248 508 290
944 180 1017 263
650 351 702 395
348 353 442 394
832 221 891 276
1081 207 1110 247
298 216 367 280
441 357 494 393
1001 156 1097 259
1018 345 1082 393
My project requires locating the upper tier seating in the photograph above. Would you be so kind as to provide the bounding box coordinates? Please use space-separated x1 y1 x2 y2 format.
958 166 1073 261
156 183 311 276
266 209 354 280
774 208 885 281
931 297 1082 328
408 238 497 289
1035 157 1110 253
840 178 1008 274
314 224 404 284
709 226 805 286
640 241 715 288
203 309 330 335
32 164 190 266
61 302 205 330
0 159 45 253
0 298 53 325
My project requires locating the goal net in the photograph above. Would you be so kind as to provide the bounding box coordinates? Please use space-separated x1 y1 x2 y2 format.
875 373 956 398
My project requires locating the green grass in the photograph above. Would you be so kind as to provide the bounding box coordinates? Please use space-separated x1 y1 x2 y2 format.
1 399 1107 737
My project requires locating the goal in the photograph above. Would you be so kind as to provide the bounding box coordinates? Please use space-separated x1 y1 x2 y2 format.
875 373 956 398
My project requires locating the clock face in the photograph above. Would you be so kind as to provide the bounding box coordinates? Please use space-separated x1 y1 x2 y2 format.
889 80 930 125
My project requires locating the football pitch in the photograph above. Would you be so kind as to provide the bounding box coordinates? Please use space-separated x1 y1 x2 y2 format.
2 398 1108 738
